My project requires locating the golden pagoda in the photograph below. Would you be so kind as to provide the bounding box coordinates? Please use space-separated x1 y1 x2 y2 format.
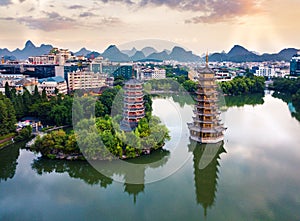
188 53 225 143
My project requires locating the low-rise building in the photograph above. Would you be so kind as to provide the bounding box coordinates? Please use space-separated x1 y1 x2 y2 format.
68 70 108 91
0 75 38 94
255 66 276 77
28 48 73 65
38 76 67 95
137 67 166 80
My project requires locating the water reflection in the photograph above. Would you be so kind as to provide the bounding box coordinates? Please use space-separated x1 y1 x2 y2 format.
32 158 113 187
0 142 21 182
31 149 170 203
272 91 300 121
188 141 226 218
222 93 264 109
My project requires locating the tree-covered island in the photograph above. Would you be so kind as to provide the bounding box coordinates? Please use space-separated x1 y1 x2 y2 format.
30 88 170 161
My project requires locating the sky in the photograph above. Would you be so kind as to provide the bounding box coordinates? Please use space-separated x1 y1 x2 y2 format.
0 0 299 55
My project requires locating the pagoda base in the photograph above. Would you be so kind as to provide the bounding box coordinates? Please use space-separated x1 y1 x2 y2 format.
189 135 224 144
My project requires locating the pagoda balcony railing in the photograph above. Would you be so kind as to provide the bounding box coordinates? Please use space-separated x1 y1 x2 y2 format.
189 135 224 144
124 107 145 112
124 101 144 105
189 125 224 133
188 126 217 133
195 104 218 109
123 114 145 119
124 98 144 102
192 117 221 122
124 92 143 95
198 84 218 89
194 97 218 102
197 76 216 81
124 87 143 91
192 117 220 124
196 91 216 96
124 94 144 98
193 110 221 116
124 106 145 110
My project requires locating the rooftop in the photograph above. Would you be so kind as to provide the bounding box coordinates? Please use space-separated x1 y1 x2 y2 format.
125 78 143 86
38 76 65 84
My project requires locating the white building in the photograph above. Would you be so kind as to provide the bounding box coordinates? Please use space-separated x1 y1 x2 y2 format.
137 67 166 80
68 70 108 91
152 67 166 79
38 76 68 95
28 48 73 65
255 66 276 77
0 76 38 94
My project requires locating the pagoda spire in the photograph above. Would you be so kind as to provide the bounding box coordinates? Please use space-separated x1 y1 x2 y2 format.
206 51 209 67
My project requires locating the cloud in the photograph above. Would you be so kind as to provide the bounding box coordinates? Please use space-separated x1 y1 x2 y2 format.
99 17 122 25
0 17 14 20
16 16 76 31
68 5 85 9
184 0 262 24
0 0 12 6
99 0 134 4
93 0 262 24
27 7 35 12
79 12 96 17
0 10 121 31
7 12 77 31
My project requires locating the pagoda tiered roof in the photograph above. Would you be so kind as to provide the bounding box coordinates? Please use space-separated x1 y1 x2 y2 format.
188 57 225 144
121 75 145 132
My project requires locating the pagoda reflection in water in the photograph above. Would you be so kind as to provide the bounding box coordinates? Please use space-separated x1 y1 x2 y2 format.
188 141 226 218
31 149 170 203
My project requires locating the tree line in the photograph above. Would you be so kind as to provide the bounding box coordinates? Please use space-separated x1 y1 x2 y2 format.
3 83 124 127
0 93 16 136
218 76 265 96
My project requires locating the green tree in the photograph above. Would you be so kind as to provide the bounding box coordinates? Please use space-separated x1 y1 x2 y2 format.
4 82 11 99
32 85 41 103
41 88 47 102
0 97 16 135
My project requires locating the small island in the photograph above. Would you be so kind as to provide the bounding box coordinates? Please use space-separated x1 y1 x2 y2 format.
30 79 170 161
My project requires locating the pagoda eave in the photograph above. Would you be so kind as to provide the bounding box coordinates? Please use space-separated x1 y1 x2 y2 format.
189 135 224 144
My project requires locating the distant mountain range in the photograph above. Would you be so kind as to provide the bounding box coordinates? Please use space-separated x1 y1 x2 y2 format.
0 40 52 60
0 41 298 62
209 45 298 62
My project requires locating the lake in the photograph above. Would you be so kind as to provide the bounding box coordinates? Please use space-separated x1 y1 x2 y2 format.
1 93 300 221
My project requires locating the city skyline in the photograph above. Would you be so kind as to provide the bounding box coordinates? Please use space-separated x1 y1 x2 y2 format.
0 0 299 54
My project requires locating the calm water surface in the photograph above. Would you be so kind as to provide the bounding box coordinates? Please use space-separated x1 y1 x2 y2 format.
1 94 300 221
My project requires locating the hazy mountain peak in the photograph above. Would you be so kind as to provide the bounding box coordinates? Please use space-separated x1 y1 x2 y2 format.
102 45 130 62
141 47 157 57
106 45 118 50
75 47 91 56
25 40 35 49
122 47 138 57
